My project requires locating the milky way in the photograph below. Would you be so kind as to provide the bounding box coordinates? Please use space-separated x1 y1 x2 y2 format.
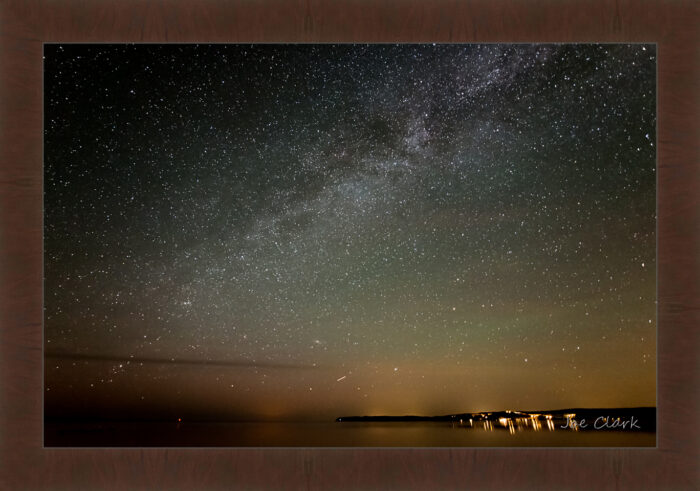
44 44 656 421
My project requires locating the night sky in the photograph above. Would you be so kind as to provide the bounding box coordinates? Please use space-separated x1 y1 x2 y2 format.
44 44 656 422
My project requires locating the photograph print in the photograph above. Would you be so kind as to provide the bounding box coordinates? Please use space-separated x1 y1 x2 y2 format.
44 44 656 446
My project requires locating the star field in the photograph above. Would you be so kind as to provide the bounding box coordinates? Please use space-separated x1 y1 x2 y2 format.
44 44 656 421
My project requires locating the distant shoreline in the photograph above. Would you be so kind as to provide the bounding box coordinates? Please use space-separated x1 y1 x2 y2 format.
335 407 656 431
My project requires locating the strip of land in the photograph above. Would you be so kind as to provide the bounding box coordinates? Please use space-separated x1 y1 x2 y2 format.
336 407 655 431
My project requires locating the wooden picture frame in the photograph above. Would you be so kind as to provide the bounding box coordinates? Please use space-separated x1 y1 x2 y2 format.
1 0 697 488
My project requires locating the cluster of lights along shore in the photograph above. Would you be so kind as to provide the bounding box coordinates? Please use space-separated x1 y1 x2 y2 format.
44 44 656 422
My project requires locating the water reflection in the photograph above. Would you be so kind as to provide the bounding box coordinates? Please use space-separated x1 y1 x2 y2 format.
45 417 656 447
46 409 655 446
450 411 575 434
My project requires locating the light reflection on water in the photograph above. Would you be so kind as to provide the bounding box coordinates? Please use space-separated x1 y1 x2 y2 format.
45 419 655 447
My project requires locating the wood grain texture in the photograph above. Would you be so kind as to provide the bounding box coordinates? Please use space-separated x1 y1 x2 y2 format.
0 0 698 489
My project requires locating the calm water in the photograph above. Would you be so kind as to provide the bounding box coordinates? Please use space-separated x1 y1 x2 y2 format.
45 421 655 447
